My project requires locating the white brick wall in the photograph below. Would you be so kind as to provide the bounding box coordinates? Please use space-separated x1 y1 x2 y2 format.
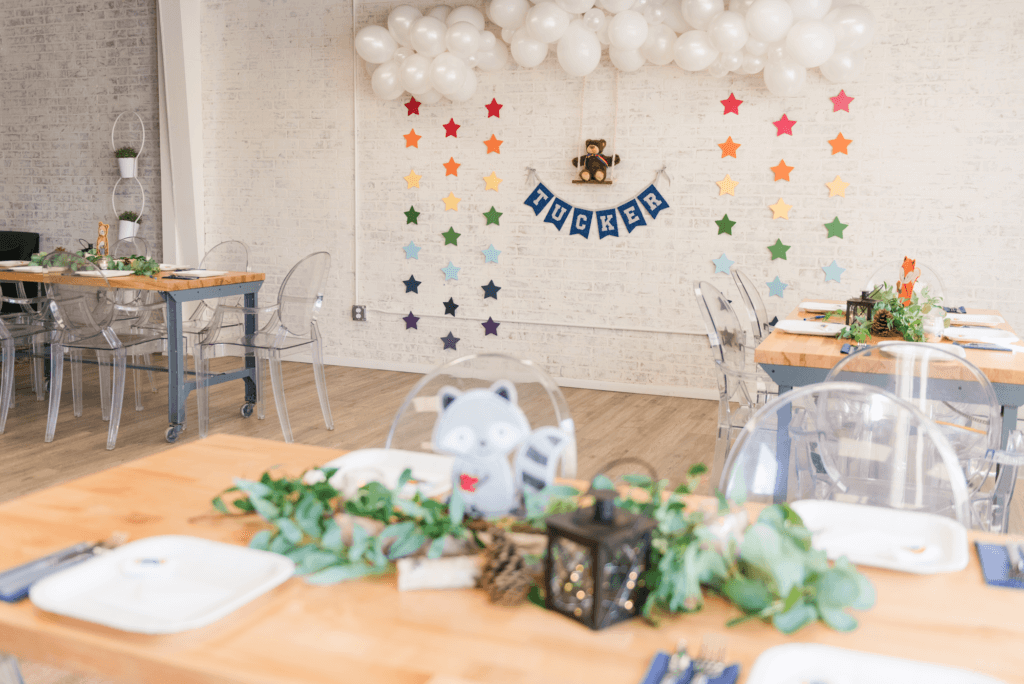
0 0 162 260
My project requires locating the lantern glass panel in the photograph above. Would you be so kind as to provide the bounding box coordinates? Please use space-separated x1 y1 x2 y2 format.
548 536 594 623
598 537 649 629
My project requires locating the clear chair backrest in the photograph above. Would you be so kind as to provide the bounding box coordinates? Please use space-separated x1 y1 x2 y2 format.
386 353 577 478
42 253 117 337
111 237 149 259
200 240 249 272
694 280 747 373
864 259 945 302
731 268 770 345
720 381 971 524
277 251 331 335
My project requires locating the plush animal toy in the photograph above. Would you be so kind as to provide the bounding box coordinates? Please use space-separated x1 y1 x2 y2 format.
572 139 620 183
897 256 920 306
96 221 109 256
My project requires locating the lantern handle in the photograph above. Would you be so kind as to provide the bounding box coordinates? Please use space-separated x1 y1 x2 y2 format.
593 457 659 486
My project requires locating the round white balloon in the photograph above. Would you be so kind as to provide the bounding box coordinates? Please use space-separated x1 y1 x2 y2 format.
728 0 755 11
371 59 405 100
745 0 792 43
741 51 765 72
510 27 549 67
717 50 742 70
597 21 611 44
596 0 634 15
526 2 571 43
355 25 398 64
818 49 864 82
789 0 831 20
501 27 517 43
410 16 448 57
673 29 719 70
489 0 531 30
608 10 649 50
825 4 874 52
388 6 423 47
480 30 497 50
707 10 748 53
707 61 728 76
448 68 478 102
447 6 486 29
744 37 767 55
427 5 452 21
476 39 510 70
643 4 665 26
556 24 602 76
785 19 834 68
661 0 692 33
641 24 677 65
401 54 433 94
429 51 469 94
556 0 597 13
609 46 646 71
419 88 443 104
682 0 725 31
762 54 806 96
446 22 481 57
582 8 606 32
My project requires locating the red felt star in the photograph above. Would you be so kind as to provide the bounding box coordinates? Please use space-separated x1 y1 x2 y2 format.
405 97 421 116
830 89 854 113
773 114 797 136
721 93 743 115
460 473 479 492
485 98 502 118
443 118 460 138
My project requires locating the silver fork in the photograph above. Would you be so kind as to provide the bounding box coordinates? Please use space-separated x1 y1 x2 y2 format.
691 634 728 684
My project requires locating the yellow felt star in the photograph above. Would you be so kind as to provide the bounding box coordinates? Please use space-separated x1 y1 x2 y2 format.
825 175 850 197
404 129 421 148
769 198 792 219
403 169 422 189
442 192 461 211
718 136 741 158
716 174 738 196
483 172 502 191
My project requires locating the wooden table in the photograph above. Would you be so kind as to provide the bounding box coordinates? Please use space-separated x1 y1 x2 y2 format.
1 435 1022 684
0 270 264 442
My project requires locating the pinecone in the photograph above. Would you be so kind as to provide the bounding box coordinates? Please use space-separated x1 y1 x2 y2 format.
478 528 533 606
871 309 898 337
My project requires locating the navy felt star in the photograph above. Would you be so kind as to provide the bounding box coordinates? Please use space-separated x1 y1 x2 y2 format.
403 275 421 293
482 280 501 299
441 331 460 350
482 317 500 335
444 298 459 316
403 312 419 329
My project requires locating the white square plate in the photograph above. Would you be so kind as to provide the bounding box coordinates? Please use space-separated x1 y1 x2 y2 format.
74 270 135 278
0 260 30 268
946 314 1004 327
790 500 968 574
942 327 1018 344
29 535 294 634
10 265 64 273
321 448 453 499
172 269 228 278
775 320 844 337
747 643 1007 684
158 263 188 271
798 301 840 313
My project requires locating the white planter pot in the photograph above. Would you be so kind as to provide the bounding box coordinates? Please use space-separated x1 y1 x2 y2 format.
119 220 139 238
118 157 137 178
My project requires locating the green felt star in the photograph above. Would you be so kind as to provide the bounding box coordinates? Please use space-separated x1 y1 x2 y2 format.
768 239 791 260
825 216 847 239
483 206 502 225
716 214 736 235
441 227 461 245
405 206 420 224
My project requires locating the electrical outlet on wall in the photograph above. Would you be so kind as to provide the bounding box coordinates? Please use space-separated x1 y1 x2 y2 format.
352 305 366 322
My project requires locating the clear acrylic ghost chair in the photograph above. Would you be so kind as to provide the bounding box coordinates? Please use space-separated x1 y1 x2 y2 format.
720 381 972 525
180 240 250 342
197 251 332 443
0 280 50 406
386 353 577 499
0 315 50 433
694 280 767 490
864 260 946 301
731 268 777 403
42 253 165 450
826 342 1020 530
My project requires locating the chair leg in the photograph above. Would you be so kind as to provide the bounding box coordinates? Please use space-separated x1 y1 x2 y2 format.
0 340 14 434
311 338 333 431
131 352 144 411
144 353 157 393
32 336 45 401
197 343 210 438
45 343 64 443
268 350 293 443
71 349 83 417
255 351 266 421
106 349 126 450
0 652 25 684
97 351 111 422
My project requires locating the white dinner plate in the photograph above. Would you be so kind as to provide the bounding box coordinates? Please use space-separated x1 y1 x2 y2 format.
747 643 1007 684
0 260 30 268
10 265 64 273
172 269 228 278
29 535 294 634
798 301 841 313
320 448 454 500
158 263 188 271
946 313 1005 327
74 269 135 278
774 319 844 337
942 327 1018 345
790 500 969 574
876 340 966 359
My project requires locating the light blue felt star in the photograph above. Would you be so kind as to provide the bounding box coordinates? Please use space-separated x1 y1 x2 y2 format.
482 244 502 263
441 261 461 281
403 241 421 259
712 253 735 275
822 259 846 283
766 276 789 298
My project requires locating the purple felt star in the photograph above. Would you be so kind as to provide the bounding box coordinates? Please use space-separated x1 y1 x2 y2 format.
403 312 419 329
441 331 460 350
482 317 500 336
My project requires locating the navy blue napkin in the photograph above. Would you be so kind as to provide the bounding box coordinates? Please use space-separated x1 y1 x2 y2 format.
975 542 1024 589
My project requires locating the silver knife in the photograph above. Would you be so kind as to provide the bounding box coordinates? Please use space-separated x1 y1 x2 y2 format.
1006 543 1023 575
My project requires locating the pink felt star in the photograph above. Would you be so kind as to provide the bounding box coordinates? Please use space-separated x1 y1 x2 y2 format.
485 98 502 118
405 97 421 116
721 93 743 115
773 114 797 136
443 118 460 138
830 90 854 113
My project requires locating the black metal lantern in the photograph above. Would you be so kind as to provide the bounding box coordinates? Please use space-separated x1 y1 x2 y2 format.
846 290 877 326
544 486 657 630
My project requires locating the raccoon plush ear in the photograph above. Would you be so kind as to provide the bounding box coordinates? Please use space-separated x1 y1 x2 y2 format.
438 386 461 411
489 379 518 404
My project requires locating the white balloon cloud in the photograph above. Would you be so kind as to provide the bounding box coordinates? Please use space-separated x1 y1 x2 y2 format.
355 0 876 101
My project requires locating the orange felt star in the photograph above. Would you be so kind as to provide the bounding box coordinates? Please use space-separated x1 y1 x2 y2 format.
769 198 792 219
829 133 852 155
716 174 738 196
484 134 503 154
826 175 850 197
718 136 741 158
771 159 794 181
404 129 421 148
443 157 460 177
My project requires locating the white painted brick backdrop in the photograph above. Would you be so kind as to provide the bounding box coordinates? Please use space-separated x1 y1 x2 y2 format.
0 0 162 259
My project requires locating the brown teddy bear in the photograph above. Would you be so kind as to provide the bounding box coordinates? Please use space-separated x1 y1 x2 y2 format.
572 139 620 183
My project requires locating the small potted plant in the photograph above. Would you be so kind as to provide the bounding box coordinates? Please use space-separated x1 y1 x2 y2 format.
118 210 141 238
115 146 138 178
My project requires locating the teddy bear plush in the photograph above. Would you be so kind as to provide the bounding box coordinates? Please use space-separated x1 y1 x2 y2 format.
572 139 620 183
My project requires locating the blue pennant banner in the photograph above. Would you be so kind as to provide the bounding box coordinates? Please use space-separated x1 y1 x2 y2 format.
524 176 669 240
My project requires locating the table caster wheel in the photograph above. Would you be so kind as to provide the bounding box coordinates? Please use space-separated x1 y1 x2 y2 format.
166 425 183 443
240 402 255 418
